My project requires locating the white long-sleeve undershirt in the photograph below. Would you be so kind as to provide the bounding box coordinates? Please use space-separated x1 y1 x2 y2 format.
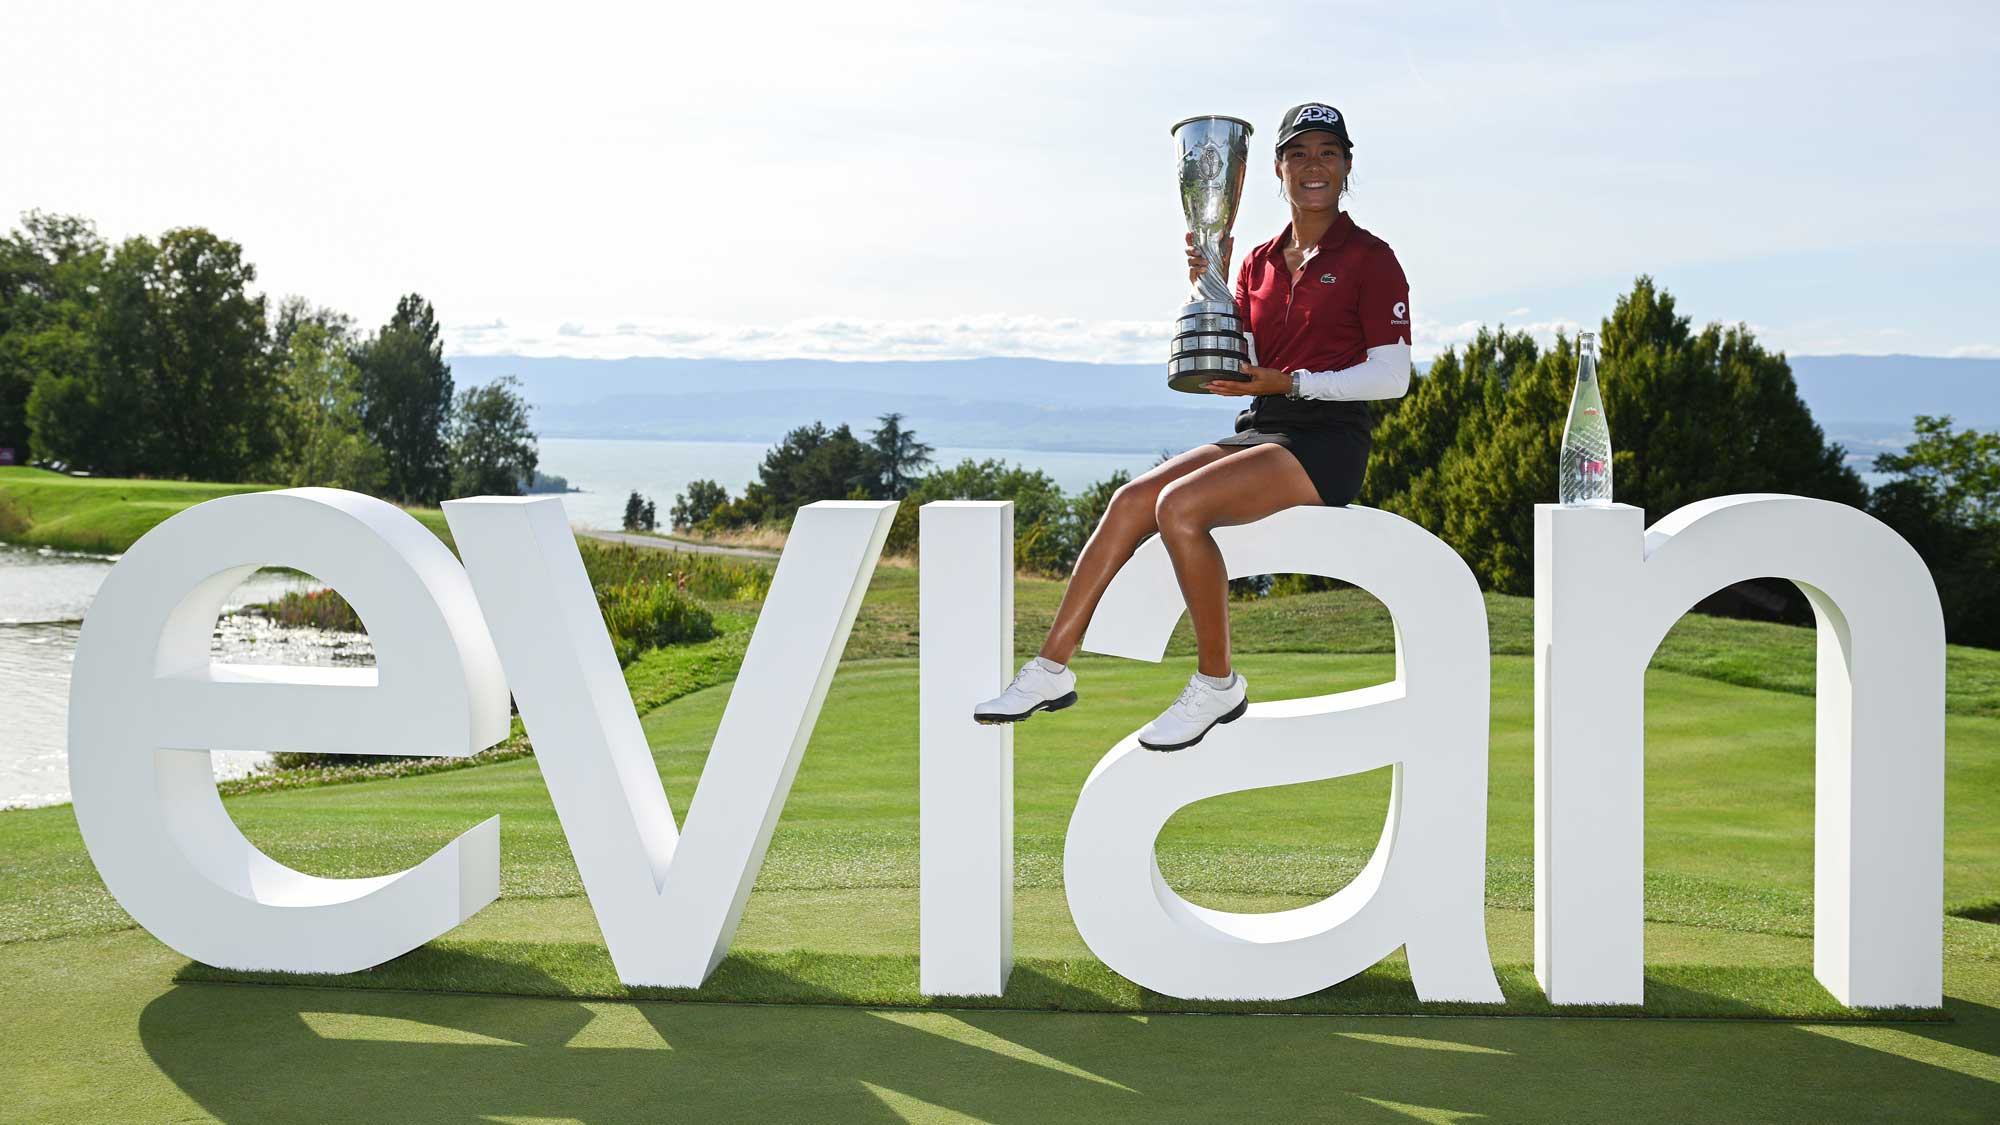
1289 342 1413 401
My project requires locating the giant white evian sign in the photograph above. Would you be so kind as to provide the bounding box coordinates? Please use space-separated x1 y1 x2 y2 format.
66 488 1944 1009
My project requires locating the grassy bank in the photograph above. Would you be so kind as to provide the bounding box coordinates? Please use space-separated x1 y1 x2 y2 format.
0 465 454 553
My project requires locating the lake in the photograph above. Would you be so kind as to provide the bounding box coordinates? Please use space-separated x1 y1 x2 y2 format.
0 546 374 810
536 437 1165 530
532 434 1900 531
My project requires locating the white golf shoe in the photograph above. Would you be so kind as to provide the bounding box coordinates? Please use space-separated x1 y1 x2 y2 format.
972 658 1079 724
1137 671 1249 751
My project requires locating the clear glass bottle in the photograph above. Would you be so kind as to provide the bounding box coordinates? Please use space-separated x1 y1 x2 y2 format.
1559 332 1614 506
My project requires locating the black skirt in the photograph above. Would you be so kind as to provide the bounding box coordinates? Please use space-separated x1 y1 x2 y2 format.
1207 422 1370 507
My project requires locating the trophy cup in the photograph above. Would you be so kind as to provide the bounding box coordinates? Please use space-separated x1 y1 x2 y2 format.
1168 115 1254 393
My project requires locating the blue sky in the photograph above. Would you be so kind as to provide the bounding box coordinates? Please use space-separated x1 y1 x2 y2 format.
4 0 1995 363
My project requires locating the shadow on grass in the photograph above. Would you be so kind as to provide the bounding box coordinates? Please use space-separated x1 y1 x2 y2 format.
141 959 2000 1124
174 943 1945 1023
1950 900 2000 925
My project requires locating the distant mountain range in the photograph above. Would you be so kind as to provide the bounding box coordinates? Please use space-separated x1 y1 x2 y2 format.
447 353 2000 467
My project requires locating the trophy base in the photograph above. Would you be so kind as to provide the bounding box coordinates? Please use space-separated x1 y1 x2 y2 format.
1168 300 1252 394
1167 356 1251 394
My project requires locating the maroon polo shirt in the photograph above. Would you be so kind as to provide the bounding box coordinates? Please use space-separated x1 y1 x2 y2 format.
1230 210 1410 431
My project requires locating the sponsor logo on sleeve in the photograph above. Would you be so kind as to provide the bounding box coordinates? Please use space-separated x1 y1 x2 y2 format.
1391 300 1409 326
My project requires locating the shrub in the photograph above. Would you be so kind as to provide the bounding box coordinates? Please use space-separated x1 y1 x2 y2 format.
0 492 28 538
247 587 364 632
879 460 1139 579
577 540 772 602
596 581 717 665
672 478 731 529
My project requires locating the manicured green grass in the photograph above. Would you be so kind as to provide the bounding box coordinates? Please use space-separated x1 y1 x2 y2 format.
10 656 1999 1015
9 929 1998 1123
8 471 2000 1118
0 465 455 554
178 947 1958 1022
5 648 2000 1118
848 563 2000 717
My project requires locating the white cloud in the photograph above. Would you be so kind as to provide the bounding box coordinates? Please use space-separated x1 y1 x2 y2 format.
447 314 1179 364
1412 317 1584 360
1949 344 2000 359
448 310 1608 365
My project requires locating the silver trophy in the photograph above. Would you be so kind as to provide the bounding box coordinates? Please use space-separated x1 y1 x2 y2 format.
1169 115 1254 393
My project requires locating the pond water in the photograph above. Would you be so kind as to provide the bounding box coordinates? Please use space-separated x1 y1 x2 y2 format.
0 544 374 810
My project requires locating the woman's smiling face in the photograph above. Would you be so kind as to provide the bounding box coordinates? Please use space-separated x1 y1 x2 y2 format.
1276 130 1350 212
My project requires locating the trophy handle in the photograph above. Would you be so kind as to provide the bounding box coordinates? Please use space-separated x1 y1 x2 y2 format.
1189 234 1232 305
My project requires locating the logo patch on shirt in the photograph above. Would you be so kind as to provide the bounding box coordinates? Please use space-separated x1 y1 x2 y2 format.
1391 300 1409 326
1318 273 1337 284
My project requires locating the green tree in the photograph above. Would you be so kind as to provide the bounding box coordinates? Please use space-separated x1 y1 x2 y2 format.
144 227 279 481
714 421 883 529
273 321 385 492
0 211 106 463
671 478 731 529
1068 469 1131 549
1872 414 2000 530
28 227 277 480
269 294 355 365
624 490 646 531
1424 334 1568 595
1361 326 1533 513
355 294 454 503
62 235 163 474
447 375 538 497
1594 277 1865 519
882 457 1073 574
867 411 933 498
1362 279 1865 600
1868 415 2000 647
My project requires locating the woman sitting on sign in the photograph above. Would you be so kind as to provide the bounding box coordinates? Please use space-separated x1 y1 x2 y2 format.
973 102 1413 751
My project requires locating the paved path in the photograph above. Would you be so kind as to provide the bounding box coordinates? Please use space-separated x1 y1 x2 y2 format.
577 528 780 559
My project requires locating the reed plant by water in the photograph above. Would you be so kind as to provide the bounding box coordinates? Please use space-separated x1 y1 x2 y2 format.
578 540 773 602
595 580 717 666
246 587 364 632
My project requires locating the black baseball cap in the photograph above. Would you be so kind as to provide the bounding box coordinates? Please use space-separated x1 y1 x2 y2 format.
1275 103 1353 152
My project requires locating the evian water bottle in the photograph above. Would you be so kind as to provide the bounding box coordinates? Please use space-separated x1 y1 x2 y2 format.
1559 332 1613 506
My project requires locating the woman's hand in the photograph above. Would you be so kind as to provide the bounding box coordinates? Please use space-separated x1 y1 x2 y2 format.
1185 231 1233 285
1204 365 1288 396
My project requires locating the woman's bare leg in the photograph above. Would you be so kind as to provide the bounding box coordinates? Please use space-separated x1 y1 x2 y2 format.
1038 444 1244 664
1153 445 1323 677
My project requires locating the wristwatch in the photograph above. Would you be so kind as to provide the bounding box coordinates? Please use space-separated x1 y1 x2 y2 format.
1286 369 1302 399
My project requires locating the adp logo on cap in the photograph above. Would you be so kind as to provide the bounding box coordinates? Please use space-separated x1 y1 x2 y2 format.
1277 102 1354 150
